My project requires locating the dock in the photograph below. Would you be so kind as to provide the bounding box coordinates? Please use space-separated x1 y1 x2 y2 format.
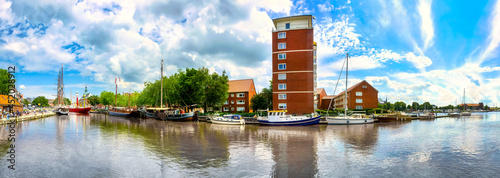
0 112 57 125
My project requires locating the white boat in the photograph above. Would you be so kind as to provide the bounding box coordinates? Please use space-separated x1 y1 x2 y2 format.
257 110 321 126
325 54 373 125
449 112 460 117
460 112 471 116
460 89 471 116
211 114 245 125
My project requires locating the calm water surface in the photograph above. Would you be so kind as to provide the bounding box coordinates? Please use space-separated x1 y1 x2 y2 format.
1 112 499 177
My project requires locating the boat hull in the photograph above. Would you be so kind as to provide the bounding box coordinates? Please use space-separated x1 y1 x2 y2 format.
108 110 132 117
258 116 320 126
460 112 471 116
69 107 91 113
375 116 412 121
58 111 69 115
159 113 195 121
211 118 245 125
327 118 374 125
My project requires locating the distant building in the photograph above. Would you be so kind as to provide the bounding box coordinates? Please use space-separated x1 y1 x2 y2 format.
315 88 327 110
272 15 316 115
332 80 378 109
460 103 484 110
220 79 256 113
0 94 23 114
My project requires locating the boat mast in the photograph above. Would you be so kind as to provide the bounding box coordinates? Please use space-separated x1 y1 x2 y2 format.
463 88 466 111
345 53 348 117
161 53 164 108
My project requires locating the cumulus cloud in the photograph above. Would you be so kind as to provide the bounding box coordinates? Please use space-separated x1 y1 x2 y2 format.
318 2 334 12
405 52 432 69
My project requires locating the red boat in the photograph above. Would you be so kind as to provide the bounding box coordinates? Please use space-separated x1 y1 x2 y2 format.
69 107 91 113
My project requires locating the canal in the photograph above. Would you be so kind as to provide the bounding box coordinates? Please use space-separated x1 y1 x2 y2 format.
1 112 499 177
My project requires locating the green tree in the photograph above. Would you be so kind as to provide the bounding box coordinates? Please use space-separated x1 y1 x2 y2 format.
88 95 100 106
100 91 115 108
261 80 273 110
407 105 412 110
32 96 49 107
0 69 12 95
204 70 229 112
422 102 432 110
412 102 419 110
393 101 406 111
250 93 267 112
53 97 71 105
21 99 30 106
484 105 490 110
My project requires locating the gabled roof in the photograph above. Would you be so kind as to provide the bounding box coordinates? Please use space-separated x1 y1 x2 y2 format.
333 80 378 98
0 94 22 106
460 103 481 107
228 79 255 93
315 88 325 95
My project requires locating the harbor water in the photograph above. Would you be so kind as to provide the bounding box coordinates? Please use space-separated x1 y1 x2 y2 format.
1 112 499 177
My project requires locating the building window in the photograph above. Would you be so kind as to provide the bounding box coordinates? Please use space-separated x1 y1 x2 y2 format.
237 93 245 97
224 101 228 105
223 107 229 111
237 107 245 111
279 94 287 100
278 63 286 70
285 23 290 29
231 101 234 104
278 43 286 49
278 74 286 80
231 94 234 97
278 84 286 90
278 32 286 39
313 50 316 56
356 92 362 96
231 107 234 111
362 85 367 88
279 103 287 109
356 99 362 103
313 59 316 65
356 106 363 109
237 100 245 104
278 53 286 59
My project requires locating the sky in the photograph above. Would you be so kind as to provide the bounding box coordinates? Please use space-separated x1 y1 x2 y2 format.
0 0 499 107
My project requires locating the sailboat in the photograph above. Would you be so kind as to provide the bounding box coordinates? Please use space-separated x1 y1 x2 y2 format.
108 79 133 117
326 54 374 125
460 88 471 116
144 57 169 120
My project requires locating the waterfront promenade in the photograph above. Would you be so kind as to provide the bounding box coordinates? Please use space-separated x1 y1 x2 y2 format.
1 112 499 177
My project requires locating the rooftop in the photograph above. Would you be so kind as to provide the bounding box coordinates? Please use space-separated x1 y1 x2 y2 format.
333 80 378 98
228 79 254 93
0 94 22 106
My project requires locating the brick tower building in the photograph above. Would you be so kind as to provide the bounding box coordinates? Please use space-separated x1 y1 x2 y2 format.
272 15 315 115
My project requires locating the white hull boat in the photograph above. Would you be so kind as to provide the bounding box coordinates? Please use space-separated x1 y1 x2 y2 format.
327 114 374 125
211 114 245 125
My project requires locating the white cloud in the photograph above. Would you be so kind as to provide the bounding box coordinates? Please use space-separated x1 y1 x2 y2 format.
480 0 500 62
19 85 25 89
318 2 334 12
405 52 432 69
417 0 434 50
0 0 12 21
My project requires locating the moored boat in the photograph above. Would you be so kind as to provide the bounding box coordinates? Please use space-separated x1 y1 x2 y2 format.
449 112 460 117
374 113 413 121
460 112 471 116
108 107 133 117
57 108 69 115
69 107 91 113
160 109 195 121
257 110 320 126
211 114 245 125
327 114 374 125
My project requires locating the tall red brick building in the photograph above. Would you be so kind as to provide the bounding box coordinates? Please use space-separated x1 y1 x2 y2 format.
272 15 316 115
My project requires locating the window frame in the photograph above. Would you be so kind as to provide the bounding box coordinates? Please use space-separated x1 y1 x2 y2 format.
278 63 286 70
278 94 287 100
237 100 245 104
278 53 286 60
285 23 290 29
237 93 245 97
356 106 363 109
278 74 286 80
278 43 286 49
278 32 286 39
356 99 363 103
278 103 287 109
237 107 245 111
278 84 286 90
223 107 229 111
356 92 362 96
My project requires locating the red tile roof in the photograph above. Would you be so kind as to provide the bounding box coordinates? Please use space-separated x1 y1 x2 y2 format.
460 103 480 107
228 79 254 93
333 80 377 98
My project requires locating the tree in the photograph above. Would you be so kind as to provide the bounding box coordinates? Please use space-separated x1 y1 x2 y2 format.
250 94 267 112
32 96 49 107
21 99 30 106
407 105 412 110
0 68 11 95
100 91 115 108
422 102 432 110
393 101 406 111
88 95 100 106
484 105 490 110
261 80 273 110
53 97 71 105
204 70 229 112
412 102 419 110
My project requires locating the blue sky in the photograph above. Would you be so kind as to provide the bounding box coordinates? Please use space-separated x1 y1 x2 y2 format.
0 0 499 107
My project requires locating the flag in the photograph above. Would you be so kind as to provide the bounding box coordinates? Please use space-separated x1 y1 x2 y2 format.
312 16 315 20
